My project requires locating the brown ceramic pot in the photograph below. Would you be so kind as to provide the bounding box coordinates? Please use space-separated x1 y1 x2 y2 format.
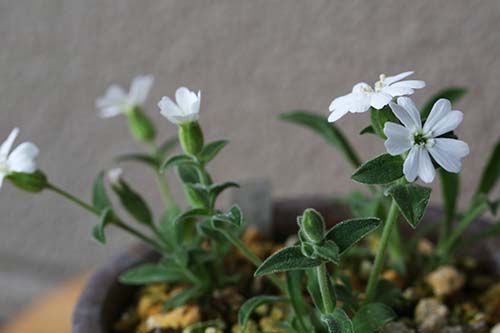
72 196 500 333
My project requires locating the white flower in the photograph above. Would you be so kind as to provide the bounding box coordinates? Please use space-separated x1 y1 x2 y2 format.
158 87 201 125
328 71 426 122
96 75 154 118
107 168 123 185
0 128 39 188
384 97 469 183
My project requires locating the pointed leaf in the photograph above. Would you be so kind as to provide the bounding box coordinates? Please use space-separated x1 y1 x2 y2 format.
176 164 200 184
352 303 396 333
475 139 500 197
371 105 399 139
209 181 240 199
255 246 320 276
113 182 152 225
280 110 361 168
91 208 113 244
321 309 354 333
439 169 459 228
164 287 205 311
114 153 158 168
351 154 404 185
314 240 340 264
184 183 210 208
174 208 211 224
119 263 184 285
92 172 111 210
238 295 288 329
198 140 229 164
359 125 375 136
421 87 467 120
388 183 431 228
325 218 381 255
212 205 243 226
161 154 196 172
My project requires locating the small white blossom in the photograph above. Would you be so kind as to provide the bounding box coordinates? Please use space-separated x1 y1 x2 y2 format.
328 71 426 122
158 86 201 125
96 75 154 118
384 97 469 183
107 168 123 185
0 128 39 188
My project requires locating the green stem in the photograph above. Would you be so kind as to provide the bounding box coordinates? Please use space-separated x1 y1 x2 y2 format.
221 230 287 293
47 183 165 253
147 142 180 211
364 198 399 304
317 263 335 313
438 200 488 257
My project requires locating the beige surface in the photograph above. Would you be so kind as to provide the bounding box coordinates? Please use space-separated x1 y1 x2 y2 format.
1 0 499 318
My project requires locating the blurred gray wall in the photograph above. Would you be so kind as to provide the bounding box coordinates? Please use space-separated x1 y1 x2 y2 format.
1 0 499 318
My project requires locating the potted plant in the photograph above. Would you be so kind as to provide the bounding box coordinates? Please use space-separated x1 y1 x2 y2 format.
2 72 499 333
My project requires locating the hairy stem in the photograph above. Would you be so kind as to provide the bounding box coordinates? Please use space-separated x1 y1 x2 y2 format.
317 263 335 313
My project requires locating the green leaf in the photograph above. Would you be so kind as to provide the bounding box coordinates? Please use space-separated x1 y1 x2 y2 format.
208 181 240 199
255 246 320 276
126 107 156 142
325 218 381 255
158 136 179 158
164 287 205 311
280 110 361 168
91 208 113 244
475 139 500 197
352 303 396 333
161 154 196 172
112 182 152 225
421 87 467 120
321 309 354 333
212 205 243 226
238 295 288 330
314 240 340 264
7 170 47 193
119 263 184 285
439 169 459 227
286 271 310 318
388 183 431 229
359 125 375 136
159 209 180 246
174 208 211 224
92 172 111 210
184 320 226 333
114 153 158 168
351 154 404 185
184 183 210 208
176 164 200 184
198 140 229 164
370 105 399 139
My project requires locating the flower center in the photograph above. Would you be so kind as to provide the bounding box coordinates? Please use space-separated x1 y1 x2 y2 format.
0 159 9 173
374 74 386 92
412 132 429 146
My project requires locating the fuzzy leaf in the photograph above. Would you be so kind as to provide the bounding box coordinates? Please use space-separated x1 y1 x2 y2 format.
119 263 184 285
421 87 467 120
255 246 320 276
113 182 152 225
321 309 354 333
212 205 243 227
306 269 336 313
91 208 113 244
325 218 381 255
92 172 111 210
352 303 396 333
314 240 340 264
174 208 211 224
184 183 210 208
475 139 500 197
176 164 200 184
161 154 196 172
198 140 229 164
388 184 431 228
359 125 375 136
209 181 240 199
351 154 404 185
371 105 399 139
238 295 288 330
280 110 361 168
114 153 158 168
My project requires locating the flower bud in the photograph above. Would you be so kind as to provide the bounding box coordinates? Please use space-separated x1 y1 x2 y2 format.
179 121 204 156
7 170 47 193
299 208 325 244
126 107 156 143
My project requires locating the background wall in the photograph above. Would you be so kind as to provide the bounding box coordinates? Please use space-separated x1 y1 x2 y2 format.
1 0 499 319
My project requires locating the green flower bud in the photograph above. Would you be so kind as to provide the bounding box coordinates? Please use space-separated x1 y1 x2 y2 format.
125 106 156 143
7 170 47 193
300 208 325 244
179 121 204 156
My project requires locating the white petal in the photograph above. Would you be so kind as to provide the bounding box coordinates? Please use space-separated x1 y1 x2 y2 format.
384 71 414 85
0 172 5 188
7 142 39 173
350 94 371 113
417 148 435 183
328 107 349 122
158 96 182 116
423 99 463 137
391 80 426 89
0 127 19 158
352 82 372 94
428 138 469 173
98 107 122 118
370 92 392 109
190 91 201 115
382 85 414 97
95 85 127 109
403 146 420 182
389 101 420 131
129 75 154 105
175 87 199 114
384 122 412 155
397 97 422 129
